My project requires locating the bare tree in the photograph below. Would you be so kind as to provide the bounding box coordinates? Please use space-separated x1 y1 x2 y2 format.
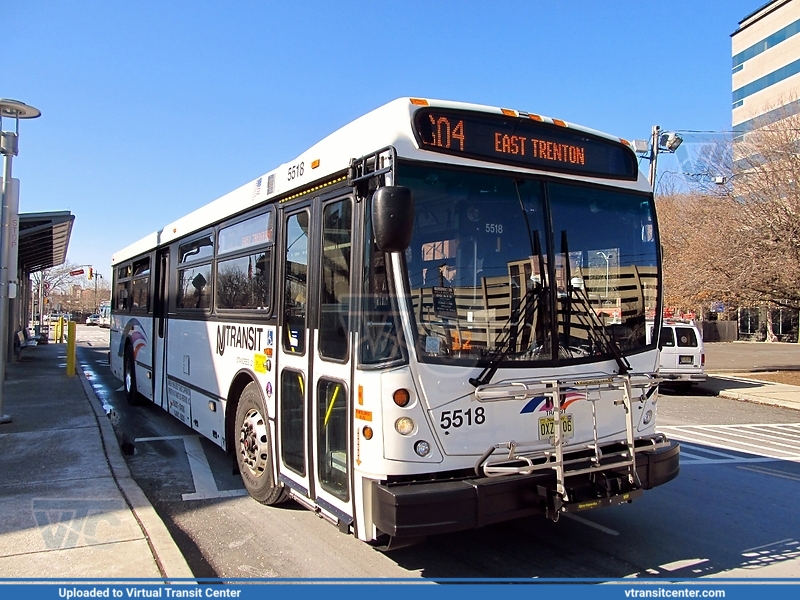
30 263 111 316
656 104 800 340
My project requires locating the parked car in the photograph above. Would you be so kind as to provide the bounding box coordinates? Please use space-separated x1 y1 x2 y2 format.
48 313 71 322
648 319 706 393
86 314 100 326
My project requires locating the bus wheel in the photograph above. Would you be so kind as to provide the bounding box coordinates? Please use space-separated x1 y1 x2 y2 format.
235 382 288 505
124 347 141 406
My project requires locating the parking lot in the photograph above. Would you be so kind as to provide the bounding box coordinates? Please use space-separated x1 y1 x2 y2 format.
705 341 800 373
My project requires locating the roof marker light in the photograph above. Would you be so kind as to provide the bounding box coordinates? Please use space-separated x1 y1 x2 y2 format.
410 98 429 106
501 108 517 117
528 114 543 122
552 119 567 127
311 159 320 169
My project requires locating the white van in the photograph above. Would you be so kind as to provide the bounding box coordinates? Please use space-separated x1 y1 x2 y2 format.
647 320 706 392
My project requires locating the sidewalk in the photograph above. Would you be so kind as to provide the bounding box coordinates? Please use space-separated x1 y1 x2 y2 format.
699 373 800 411
0 343 192 580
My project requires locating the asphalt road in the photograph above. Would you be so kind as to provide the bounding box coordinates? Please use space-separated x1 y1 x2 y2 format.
74 326 800 579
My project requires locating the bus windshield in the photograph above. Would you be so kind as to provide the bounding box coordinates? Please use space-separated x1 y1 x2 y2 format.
397 164 660 366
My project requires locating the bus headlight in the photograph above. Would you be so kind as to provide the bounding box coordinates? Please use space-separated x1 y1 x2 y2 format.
394 417 415 436
414 440 431 457
642 410 653 425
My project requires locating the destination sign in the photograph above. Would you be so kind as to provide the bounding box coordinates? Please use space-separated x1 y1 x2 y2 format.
412 109 638 180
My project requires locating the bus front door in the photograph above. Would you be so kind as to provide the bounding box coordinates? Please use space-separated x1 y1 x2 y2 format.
309 196 354 530
278 198 354 532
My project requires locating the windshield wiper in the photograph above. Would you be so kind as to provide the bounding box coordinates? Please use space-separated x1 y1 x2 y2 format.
470 229 547 388
559 229 630 374
469 284 542 388
567 280 631 374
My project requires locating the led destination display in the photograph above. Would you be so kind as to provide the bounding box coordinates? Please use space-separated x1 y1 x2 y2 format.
413 109 638 180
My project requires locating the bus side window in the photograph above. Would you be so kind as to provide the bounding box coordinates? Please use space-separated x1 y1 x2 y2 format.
116 282 129 311
283 211 309 354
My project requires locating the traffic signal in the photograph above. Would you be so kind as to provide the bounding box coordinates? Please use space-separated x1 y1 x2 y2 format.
88 267 93 280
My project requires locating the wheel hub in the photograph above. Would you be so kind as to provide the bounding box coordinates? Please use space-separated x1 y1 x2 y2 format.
239 408 268 476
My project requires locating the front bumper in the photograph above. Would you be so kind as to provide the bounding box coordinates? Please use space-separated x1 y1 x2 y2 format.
661 373 707 383
373 441 680 539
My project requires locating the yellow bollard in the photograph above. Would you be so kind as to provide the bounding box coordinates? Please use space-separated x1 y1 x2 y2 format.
66 321 76 376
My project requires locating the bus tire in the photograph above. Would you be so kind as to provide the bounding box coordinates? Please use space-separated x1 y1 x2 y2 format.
123 346 141 406
235 382 288 505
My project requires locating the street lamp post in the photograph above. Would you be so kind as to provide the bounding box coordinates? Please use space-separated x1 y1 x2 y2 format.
94 273 103 311
644 125 683 192
0 99 41 425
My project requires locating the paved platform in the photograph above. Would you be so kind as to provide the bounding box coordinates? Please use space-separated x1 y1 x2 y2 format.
0 343 192 580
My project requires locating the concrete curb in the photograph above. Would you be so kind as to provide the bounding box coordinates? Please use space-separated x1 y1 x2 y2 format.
75 365 195 580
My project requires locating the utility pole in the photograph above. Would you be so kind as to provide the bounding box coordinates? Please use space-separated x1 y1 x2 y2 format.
94 273 103 311
646 125 683 193
648 125 661 192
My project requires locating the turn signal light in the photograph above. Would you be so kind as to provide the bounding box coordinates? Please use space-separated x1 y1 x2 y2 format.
393 388 411 407
363 426 373 440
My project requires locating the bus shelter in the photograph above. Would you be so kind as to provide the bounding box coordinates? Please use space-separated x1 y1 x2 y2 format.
5 210 73 358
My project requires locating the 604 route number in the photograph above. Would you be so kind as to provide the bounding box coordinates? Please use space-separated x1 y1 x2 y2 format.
440 407 485 430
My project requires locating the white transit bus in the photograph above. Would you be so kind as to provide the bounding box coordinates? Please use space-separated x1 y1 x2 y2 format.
98 300 111 329
110 97 679 547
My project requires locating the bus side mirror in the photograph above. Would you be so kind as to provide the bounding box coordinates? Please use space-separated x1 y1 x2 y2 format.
371 186 414 253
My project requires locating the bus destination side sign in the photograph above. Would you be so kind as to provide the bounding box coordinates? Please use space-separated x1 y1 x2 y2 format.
413 108 637 180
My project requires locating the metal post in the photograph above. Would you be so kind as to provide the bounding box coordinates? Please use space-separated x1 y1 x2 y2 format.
38 273 44 338
66 321 76 376
0 137 15 423
0 99 41 426
648 125 660 192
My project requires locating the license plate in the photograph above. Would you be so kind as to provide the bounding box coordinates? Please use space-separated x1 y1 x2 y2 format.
679 355 694 365
538 414 574 440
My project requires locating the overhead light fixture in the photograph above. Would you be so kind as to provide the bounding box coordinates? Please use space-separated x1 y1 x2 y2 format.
659 132 683 152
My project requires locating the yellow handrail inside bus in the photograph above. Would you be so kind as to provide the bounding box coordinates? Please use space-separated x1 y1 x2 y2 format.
323 384 340 429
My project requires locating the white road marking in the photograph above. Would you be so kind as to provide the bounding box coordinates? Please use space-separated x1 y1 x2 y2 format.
562 512 619 535
737 465 800 482
133 434 248 501
660 424 800 464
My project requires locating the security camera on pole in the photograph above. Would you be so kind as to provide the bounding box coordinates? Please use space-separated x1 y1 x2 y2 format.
643 125 684 192
0 99 41 425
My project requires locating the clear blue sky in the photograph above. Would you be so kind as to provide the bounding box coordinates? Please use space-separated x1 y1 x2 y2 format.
5 0 758 278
